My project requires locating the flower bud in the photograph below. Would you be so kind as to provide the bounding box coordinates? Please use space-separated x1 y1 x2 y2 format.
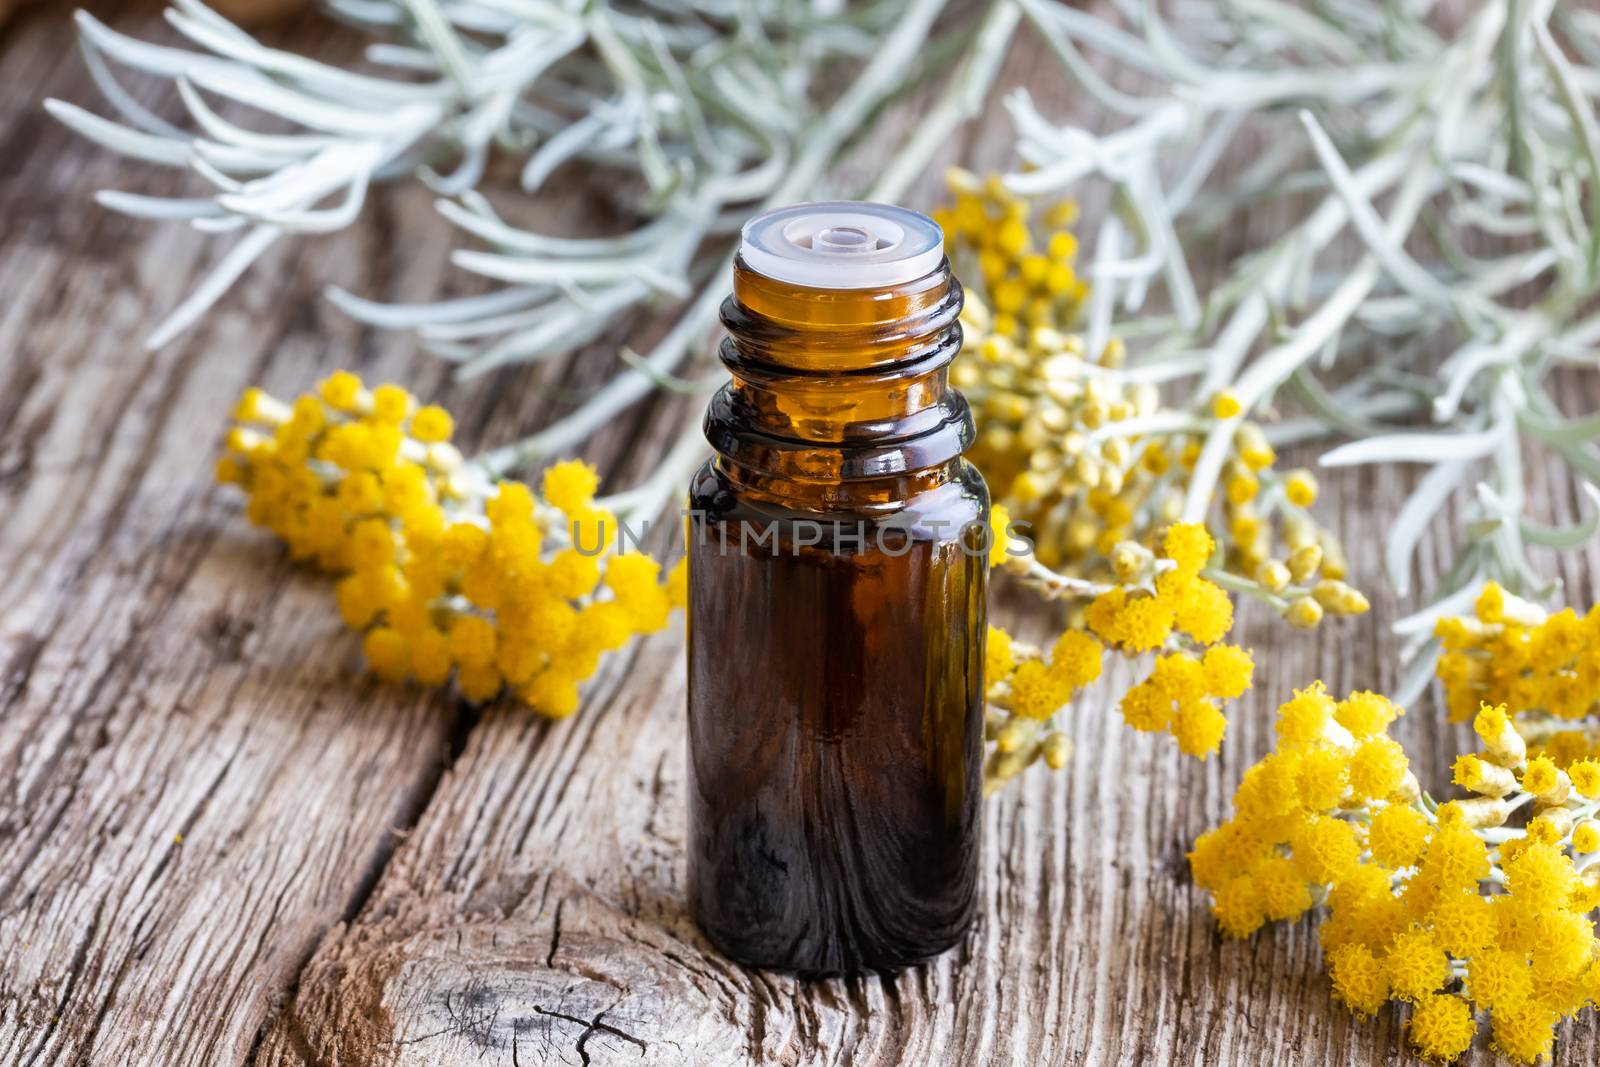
1284 468 1318 508
997 718 1034 755
1284 596 1324 630
1530 807 1575 842
1442 797 1510 829
1111 541 1153 583
1390 770 1422 806
1453 754 1517 798
1530 770 1572 807
1256 559 1291 593
1288 544 1323 582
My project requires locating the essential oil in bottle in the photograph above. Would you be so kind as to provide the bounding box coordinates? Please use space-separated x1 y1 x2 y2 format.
685 202 988 976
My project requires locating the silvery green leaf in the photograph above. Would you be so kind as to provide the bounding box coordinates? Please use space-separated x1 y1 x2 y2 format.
184 68 442 138
145 225 280 350
1319 427 1500 467
1386 459 1470 596
1518 405 1600 445
451 249 689 297
1520 483 1600 548
436 195 684 256
244 172 371 233
1392 638 1441 712
44 99 191 166
1465 519 1503 539
326 285 547 329
416 302 571 342
96 191 226 220
175 78 339 158
80 33 186 138
218 142 386 216
1393 581 1481 637
165 8 446 105
1299 111 1461 314
455 287 645 378
1014 0 1157 116
73 11 252 84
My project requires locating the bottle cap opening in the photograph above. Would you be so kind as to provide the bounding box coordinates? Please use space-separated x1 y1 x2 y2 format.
739 201 944 289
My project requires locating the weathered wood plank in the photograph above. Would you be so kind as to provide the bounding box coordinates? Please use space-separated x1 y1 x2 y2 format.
0 6 625 1064
2 4 1598 1066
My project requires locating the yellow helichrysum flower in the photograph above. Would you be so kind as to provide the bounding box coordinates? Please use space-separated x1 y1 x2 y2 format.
988 503 1015 568
1472 702 1528 766
370 383 413 424
1520 756 1570 804
410 404 454 444
1407 994 1475 1062
985 625 1016 682
1571 759 1600 798
1368 804 1430 868
1274 682 1334 744
1327 943 1389 1017
1048 630 1102 688
1008 659 1073 720
1210 874 1265 938
1386 927 1449 1002
541 459 600 515
318 370 363 411
1172 699 1227 758
1163 571 1232 644
1347 737 1407 800
1041 732 1072 769
1333 690 1401 737
1200 645 1253 699
219 376 682 721
1490 999 1560 1064
1162 522 1213 578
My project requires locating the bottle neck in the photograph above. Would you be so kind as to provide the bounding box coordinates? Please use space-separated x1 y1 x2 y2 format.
705 257 973 508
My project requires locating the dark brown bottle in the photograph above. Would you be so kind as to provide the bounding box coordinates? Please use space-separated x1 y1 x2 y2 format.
686 203 988 975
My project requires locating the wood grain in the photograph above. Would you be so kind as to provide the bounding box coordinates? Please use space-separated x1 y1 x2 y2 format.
0 5 1596 1066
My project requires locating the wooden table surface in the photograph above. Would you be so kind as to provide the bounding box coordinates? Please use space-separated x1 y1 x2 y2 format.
3 4 1598 1065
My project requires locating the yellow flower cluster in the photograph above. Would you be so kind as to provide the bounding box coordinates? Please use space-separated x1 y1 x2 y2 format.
931 167 1087 341
1437 581 1600 731
1193 692 1600 1063
983 522 1253 786
218 372 684 717
938 170 1365 631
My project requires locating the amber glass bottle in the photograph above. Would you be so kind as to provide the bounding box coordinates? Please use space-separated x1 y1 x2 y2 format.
686 203 988 976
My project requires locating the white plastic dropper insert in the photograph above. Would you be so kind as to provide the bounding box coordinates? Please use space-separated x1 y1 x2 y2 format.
738 201 945 290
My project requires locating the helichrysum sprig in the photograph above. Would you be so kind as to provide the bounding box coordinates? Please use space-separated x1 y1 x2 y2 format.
1193 690 1600 1063
941 170 1367 634
219 372 685 717
984 520 1254 788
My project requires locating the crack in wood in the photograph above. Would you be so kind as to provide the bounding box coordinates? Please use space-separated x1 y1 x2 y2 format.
531 1005 648 1065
